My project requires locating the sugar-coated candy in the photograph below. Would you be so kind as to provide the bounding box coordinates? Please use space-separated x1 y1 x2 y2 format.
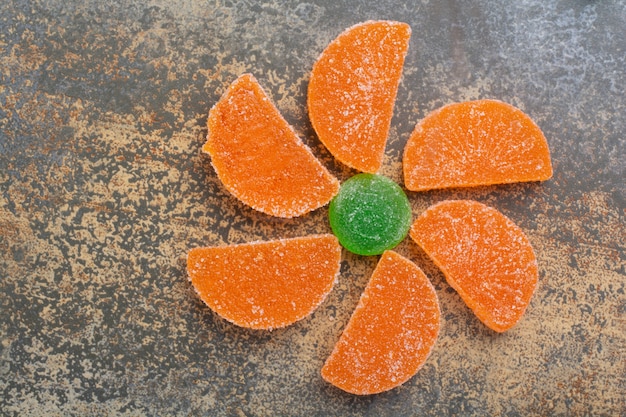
410 200 538 332
322 251 440 395
329 174 412 256
187 234 342 330
308 21 411 173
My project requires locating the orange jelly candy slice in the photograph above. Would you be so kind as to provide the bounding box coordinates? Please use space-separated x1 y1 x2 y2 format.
410 200 538 332
204 74 340 218
187 234 342 330
308 21 411 173
322 251 440 395
403 99 553 191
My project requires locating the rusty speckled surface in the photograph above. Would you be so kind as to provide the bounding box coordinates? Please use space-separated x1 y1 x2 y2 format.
1 0 624 415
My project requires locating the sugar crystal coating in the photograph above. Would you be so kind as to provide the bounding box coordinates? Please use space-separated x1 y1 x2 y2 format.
187 234 342 330
308 20 411 173
403 99 553 191
204 74 340 218
410 200 538 332
328 174 412 256
322 251 440 395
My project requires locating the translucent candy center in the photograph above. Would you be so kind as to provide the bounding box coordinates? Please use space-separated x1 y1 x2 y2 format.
328 174 412 256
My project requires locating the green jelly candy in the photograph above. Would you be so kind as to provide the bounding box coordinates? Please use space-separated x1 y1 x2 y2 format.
329 174 412 256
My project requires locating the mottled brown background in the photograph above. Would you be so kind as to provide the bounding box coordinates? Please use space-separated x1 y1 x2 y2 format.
1 0 624 416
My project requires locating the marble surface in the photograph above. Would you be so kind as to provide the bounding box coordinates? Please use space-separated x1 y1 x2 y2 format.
1 0 624 415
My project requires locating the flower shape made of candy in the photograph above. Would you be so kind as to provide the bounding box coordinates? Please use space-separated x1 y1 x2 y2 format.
187 21 553 395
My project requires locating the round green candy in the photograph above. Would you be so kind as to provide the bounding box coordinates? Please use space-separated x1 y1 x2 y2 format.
328 174 412 256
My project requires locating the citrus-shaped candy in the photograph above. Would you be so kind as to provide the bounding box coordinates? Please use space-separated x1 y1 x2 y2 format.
187 234 342 330
403 99 553 191
204 74 340 218
322 251 440 395
329 174 412 256
410 200 538 332
308 21 411 173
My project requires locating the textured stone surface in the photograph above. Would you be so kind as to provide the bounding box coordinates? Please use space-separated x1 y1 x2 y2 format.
1 0 624 415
